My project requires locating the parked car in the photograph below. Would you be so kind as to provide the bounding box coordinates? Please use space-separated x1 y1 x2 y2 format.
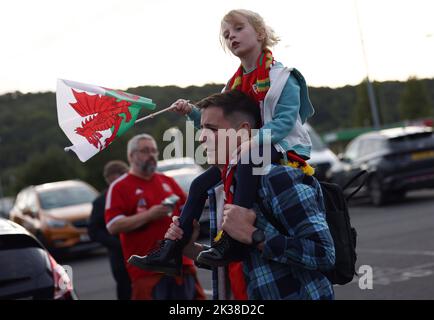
0 218 77 299
0 197 14 219
305 123 341 181
157 158 211 237
157 157 202 174
157 157 205 194
330 126 434 206
9 180 99 255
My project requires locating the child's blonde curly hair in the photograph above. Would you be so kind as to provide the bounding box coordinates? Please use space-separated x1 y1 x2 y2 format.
220 9 280 52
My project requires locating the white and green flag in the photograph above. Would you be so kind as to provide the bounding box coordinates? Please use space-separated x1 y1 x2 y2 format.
56 79 156 162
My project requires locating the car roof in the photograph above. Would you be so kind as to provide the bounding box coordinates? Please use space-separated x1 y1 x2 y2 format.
32 180 94 193
0 218 31 236
157 157 196 167
163 166 204 177
360 126 433 140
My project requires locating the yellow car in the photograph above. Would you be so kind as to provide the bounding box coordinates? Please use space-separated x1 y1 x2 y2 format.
10 180 99 255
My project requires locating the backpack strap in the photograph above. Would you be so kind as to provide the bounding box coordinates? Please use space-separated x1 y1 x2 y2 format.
256 174 317 237
342 170 368 201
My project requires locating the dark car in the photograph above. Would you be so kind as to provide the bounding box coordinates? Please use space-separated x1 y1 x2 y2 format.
0 218 77 299
330 126 434 206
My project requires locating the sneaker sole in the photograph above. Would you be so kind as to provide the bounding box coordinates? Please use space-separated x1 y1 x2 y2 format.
127 256 181 276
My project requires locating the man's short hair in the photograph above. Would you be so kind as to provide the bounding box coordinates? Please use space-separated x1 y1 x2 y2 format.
103 160 129 179
196 90 261 129
127 133 156 156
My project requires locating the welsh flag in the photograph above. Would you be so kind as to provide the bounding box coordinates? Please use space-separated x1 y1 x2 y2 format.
56 79 156 162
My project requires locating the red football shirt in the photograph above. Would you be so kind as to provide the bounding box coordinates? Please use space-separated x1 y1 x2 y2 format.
105 172 193 281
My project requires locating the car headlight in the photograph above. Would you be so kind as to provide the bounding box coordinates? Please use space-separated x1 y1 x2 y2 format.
46 219 68 228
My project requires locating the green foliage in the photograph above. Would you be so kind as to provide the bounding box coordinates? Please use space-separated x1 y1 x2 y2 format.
11 146 85 193
353 81 372 127
350 79 386 128
308 85 356 132
399 77 433 120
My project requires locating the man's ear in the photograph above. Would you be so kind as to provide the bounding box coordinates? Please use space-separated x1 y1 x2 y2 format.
237 121 253 139
239 121 251 130
127 152 133 164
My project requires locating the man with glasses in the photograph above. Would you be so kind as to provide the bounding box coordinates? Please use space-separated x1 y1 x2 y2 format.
105 134 205 300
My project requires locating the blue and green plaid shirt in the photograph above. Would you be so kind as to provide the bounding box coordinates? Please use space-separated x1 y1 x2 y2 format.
208 164 335 300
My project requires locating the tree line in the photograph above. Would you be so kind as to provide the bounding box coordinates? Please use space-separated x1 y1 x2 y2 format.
0 78 432 197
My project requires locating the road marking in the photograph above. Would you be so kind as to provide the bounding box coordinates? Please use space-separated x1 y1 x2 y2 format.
350 248 434 287
358 248 434 257
203 289 213 297
347 261 434 287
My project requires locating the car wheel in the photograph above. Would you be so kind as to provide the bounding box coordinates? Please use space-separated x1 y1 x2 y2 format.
390 190 406 203
369 176 388 206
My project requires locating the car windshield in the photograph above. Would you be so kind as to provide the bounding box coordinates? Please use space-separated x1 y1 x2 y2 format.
158 163 197 172
307 126 326 151
388 132 433 150
170 173 199 194
38 185 97 209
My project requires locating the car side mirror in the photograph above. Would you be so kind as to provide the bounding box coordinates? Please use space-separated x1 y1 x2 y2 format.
338 153 350 163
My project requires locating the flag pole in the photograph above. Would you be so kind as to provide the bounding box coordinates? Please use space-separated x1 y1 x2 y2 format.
134 101 192 124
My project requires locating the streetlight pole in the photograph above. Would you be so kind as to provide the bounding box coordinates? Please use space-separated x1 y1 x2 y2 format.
355 0 381 129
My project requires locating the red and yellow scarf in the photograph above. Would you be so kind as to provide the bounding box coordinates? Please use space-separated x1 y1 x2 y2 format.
227 50 274 103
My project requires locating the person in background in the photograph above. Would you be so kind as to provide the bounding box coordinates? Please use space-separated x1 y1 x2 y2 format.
88 160 131 300
105 134 205 300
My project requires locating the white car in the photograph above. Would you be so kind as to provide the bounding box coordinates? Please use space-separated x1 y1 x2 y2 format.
157 158 210 237
305 123 341 181
157 157 205 194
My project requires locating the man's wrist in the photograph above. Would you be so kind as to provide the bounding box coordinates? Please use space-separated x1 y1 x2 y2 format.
246 226 256 245
250 228 265 249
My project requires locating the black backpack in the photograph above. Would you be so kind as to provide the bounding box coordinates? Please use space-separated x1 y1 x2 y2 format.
319 180 357 284
259 171 366 285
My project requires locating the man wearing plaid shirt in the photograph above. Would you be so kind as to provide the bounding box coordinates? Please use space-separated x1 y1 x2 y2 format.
165 91 336 300
206 164 336 300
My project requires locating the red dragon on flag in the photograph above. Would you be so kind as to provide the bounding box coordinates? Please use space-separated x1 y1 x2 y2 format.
70 89 133 150
57 79 156 162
